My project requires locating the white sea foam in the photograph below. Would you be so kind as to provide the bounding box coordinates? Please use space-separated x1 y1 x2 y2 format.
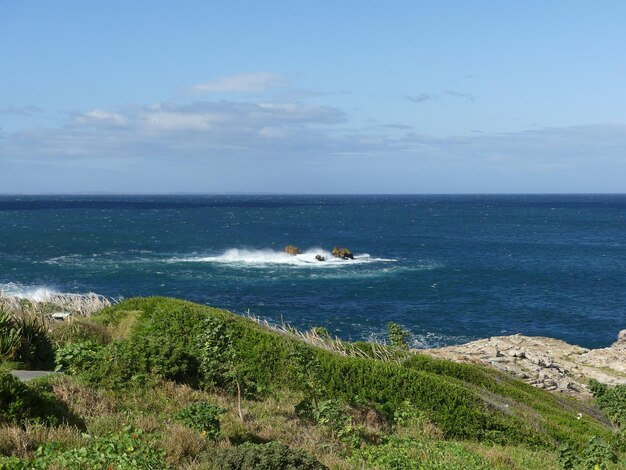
0 283 60 301
170 248 395 267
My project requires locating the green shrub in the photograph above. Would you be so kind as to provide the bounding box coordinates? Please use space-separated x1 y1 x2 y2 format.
13 315 55 370
215 442 328 470
387 322 410 349
173 402 225 439
90 298 616 449
557 435 618 470
1 427 168 469
0 372 82 427
196 316 237 390
0 310 54 369
54 340 103 375
82 299 212 387
589 380 626 429
81 337 193 389
352 435 492 470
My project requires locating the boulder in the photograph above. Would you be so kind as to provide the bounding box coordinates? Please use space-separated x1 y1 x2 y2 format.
315 254 325 262
331 246 354 260
283 245 302 255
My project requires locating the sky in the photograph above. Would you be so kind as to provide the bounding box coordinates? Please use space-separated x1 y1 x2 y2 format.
1 1 626 194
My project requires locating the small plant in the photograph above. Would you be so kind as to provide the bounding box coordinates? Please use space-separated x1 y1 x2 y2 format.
173 402 225 440
215 441 328 470
196 316 244 420
289 344 325 410
387 323 410 349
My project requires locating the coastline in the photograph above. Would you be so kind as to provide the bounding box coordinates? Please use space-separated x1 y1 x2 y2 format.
419 330 626 397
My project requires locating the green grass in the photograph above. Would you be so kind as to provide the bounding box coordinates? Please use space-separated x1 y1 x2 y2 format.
0 296 623 469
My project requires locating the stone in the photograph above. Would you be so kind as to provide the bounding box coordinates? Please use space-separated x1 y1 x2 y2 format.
331 246 354 260
315 255 325 262
283 245 302 255
417 330 626 398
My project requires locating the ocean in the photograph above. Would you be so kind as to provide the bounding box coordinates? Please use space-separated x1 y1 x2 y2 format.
1 194 624 349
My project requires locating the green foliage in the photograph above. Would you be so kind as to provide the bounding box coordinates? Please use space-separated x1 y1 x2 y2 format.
49 318 111 347
310 326 331 340
173 402 225 440
82 299 211 387
589 379 626 430
0 310 54 369
196 315 238 389
557 436 618 470
393 399 428 427
54 340 103 375
0 372 82 427
214 442 328 470
352 435 494 470
387 322 411 349
289 343 325 407
1 427 168 469
83 298 617 450
80 338 191 389
314 399 363 447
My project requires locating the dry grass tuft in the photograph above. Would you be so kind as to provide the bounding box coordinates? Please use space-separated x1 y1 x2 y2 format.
245 313 401 363
50 375 116 418
0 423 83 458
161 423 211 467
0 289 114 317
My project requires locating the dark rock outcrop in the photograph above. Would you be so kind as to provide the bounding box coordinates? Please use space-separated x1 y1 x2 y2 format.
315 255 325 262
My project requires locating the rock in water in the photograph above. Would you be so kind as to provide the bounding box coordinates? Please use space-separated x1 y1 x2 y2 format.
331 247 354 260
283 245 302 255
315 254 325 262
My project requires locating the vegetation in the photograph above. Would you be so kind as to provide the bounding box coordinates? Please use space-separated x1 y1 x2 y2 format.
0 296 624 468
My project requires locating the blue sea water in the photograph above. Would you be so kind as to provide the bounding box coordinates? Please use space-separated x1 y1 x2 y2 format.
1 194 625 349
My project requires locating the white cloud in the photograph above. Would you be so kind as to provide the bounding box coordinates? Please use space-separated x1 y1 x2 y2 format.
192 72 287 94
74 109 127 126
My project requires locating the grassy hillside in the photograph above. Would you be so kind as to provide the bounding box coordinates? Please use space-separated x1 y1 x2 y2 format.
1 297 624 469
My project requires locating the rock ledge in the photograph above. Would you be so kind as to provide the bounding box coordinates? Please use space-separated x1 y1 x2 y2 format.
418 330 626 397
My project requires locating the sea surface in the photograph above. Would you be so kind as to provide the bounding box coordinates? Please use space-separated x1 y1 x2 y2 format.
1 194 625 349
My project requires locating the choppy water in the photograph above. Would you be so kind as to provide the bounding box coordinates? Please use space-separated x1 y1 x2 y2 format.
1 194 625 348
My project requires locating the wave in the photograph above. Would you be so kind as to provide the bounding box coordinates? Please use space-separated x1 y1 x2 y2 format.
169 248 396 267
0 282 61 301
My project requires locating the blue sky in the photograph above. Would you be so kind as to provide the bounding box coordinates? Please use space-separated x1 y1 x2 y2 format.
1 1 626 193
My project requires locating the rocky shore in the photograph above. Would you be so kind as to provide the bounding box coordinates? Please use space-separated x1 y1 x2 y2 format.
420 330 626 397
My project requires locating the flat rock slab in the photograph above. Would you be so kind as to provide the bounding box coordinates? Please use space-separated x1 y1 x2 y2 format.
418 329 626 398
10 370 59 382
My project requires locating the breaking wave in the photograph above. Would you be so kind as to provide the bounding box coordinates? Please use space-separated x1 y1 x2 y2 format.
170 248 395 267
0 283 61 302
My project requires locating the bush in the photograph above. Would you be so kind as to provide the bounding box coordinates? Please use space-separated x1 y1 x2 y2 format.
352 435 492 470
387 323 411 349
81 338 193 389
0 372 82 427
173 402 225 440
589 379 626 429
215 442 328 470
1 427 168 469
82 299 211 387
54 340 103 375
0 310 54 369
557 435 618 470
